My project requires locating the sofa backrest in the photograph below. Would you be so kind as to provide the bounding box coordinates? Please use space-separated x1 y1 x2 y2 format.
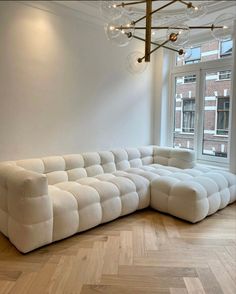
4 146 154 185
0 146 195 185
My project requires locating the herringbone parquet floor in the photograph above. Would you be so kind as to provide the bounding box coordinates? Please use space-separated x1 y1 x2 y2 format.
0 204 235 294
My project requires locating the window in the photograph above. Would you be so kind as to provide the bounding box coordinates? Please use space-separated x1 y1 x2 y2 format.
185 47 201 64
171 67 232 164
217 97 230 136
184 74 196 83
172 38 233 165
220 39 233 58
182 99 195 133
218 70 231 80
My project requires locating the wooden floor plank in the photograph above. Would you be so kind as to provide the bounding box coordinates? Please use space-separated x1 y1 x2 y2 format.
0 280 14 294
133 225 145 257
208 259 236 294
8 273 37 294
102 236 120 275
81 284 170 294
84 241 106 285
118 265 197 277
101 274 185 288
196 267 223 294
24 261 58 294
170 288 188 294
184 277 206 294
119 231 133 266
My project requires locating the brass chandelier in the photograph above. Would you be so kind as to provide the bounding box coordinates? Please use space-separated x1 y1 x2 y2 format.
101 0 235 73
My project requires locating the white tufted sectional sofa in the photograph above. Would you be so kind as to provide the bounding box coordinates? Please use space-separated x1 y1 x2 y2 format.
0 146 235 253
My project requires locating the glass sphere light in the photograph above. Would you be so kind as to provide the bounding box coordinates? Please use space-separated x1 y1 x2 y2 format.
100 1 122 20
105 14 135 47
177 47 192 61
211 13 236 41
185 4 207 20
126 51 148 74
167 25 190 48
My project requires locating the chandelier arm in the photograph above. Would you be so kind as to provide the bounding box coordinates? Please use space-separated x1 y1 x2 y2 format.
116 1 146 7
189 26 223 29
133 0 178 25
139 39 170 62
178 0 195 8
145 0 152 62
117 26 223 30
116 0 170 8
133 35 180 53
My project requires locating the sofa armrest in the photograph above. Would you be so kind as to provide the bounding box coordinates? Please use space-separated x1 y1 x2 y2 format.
0 163 53 253
153 146 196 169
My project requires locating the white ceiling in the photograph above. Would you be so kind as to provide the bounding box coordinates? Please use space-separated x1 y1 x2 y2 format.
55 1 236 20
54 1 236 43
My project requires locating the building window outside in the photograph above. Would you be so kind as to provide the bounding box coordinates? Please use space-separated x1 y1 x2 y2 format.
172 39 233 164
182 99 195 133
217 96 230 136
176 39 232 66
185 47 201 64
218 70 231 80
184 74 196 83
220 39 233 58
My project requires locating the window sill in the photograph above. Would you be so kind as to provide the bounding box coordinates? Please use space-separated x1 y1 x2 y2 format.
180 132 194 135
213 134 229 137
196 159 229 170
215 79 231 82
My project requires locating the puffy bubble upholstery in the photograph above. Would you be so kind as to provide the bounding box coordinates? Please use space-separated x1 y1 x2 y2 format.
0 146 235 253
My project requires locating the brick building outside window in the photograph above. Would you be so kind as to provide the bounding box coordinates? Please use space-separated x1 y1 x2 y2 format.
173 39 232 158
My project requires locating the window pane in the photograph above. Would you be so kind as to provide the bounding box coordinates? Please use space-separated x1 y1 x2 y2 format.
176 39 233 66
184 74 196 83
220 39 233 57
185 47 201 64
202 70 231 158
173 75 196 149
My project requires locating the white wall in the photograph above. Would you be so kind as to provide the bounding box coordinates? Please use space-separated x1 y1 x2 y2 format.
0 1 154 161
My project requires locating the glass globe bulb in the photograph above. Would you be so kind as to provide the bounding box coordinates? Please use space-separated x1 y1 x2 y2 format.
105 14 135 47
178 47 192 61
126 51 148 74
211 13 236 41
100 1 122 20
185 4 207 20
167 25 190 48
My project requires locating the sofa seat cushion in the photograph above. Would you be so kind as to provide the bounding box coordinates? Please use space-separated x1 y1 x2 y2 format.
149 164 180 173
150 170 236 223
112 171 150 209
49 185 80 241
49 174 140 240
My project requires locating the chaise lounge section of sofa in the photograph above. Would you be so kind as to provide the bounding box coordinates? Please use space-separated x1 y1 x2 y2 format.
0 146 235 253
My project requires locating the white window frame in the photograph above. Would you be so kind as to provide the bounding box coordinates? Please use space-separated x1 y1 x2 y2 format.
169 56 233 167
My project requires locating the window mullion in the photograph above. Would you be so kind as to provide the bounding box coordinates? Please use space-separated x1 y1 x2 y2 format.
195 70 202 159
